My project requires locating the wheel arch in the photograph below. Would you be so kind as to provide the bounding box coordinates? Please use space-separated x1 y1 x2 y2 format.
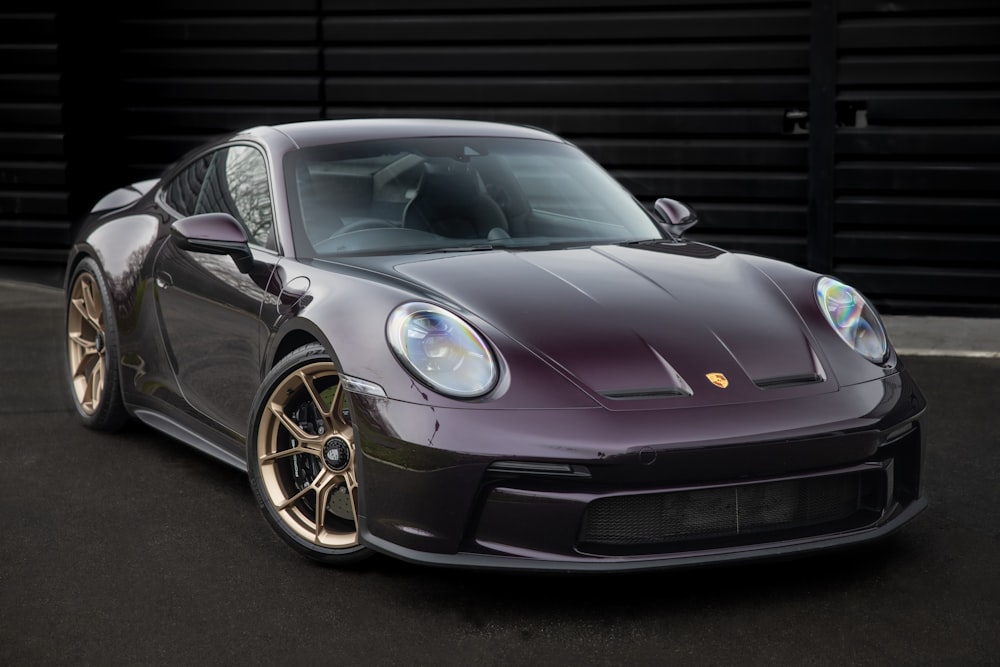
266 318 343 372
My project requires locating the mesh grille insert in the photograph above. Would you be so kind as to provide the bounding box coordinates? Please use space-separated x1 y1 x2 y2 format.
581 472 867 546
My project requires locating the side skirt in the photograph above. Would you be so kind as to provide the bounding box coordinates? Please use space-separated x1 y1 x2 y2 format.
133 408 248 472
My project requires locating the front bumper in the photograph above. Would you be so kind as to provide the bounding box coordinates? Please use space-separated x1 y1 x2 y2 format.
352 370 926 572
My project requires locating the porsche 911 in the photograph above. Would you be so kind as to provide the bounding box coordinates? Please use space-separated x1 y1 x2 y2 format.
64 118 927 571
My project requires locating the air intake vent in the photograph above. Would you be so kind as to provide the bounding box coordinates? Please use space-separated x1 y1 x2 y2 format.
580 470 880 547
600 387 692 400
754 373 824 389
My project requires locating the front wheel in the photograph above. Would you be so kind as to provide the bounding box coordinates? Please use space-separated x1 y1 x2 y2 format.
247 343 371 564
65 257 128 431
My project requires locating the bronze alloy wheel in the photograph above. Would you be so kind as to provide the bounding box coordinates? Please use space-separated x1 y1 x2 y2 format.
65 258 127 431
250 344 369 562
68 271 106 415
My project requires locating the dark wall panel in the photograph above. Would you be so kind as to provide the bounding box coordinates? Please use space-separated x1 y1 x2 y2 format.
1 0 997 315
115 2 323 181
321 1 812 266
835 0 1000 315
0 6 68 259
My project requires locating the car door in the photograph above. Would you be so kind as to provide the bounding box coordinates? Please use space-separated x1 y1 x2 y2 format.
153 143 280 440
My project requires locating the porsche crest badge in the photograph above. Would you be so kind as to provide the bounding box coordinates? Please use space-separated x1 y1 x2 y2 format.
706 372 729 389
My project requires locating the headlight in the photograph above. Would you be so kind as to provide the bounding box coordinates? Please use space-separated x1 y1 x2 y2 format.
815 276 888 364
387 302 499 398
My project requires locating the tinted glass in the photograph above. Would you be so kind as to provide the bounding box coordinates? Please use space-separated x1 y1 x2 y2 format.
164 145 276 250
283 137 662 257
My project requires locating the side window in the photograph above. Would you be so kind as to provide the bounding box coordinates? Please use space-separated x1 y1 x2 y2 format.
228 146 275 249
195 145 276 250
164 153 213 217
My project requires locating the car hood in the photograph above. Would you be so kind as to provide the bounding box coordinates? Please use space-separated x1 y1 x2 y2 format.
387 242 834 407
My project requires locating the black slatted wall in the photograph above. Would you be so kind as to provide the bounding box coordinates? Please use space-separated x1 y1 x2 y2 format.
1 0 997 316
834 0 1000 316
320 0 812 267
0 3 68 260
116 0 323 179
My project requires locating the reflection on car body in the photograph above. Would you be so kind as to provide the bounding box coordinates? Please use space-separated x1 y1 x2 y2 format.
64 119 927 571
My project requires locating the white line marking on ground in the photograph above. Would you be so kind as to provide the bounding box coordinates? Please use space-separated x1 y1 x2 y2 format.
897 348 1000 359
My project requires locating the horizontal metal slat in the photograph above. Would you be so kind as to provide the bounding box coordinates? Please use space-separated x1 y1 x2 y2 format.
121 48 320 74
576 139 807 169
615 170 807 200
0 103 62 130
839 55 1000 86
835 266 1000 301
118 0 316 11
119 17 316 44
0 74 60 102
0 191 68 218
0 161 67 187
123 77 320 103
324 43 808 73
839 16 1000 50
837 128 1000 156
123 106 322 133
0 133 64 159
838 93 1000 124
839 0 1000 11
324 0 809 10
835 232 1000 265
322 76 809 105
322 9 809 44
0 45 58 73
836 163 1000 196
0 13 56 42
836 196 1000 231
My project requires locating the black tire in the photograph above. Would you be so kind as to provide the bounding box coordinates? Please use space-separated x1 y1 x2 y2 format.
65 256 128 431
247 343 371 565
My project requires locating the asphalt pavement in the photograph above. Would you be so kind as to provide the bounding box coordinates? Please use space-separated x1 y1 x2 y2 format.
1 267 998 666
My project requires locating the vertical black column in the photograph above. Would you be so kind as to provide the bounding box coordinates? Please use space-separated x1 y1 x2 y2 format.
807 0 837 276
56 1 127 234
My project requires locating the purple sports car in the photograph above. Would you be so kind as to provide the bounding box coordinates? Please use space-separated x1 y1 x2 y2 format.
64 119 926 571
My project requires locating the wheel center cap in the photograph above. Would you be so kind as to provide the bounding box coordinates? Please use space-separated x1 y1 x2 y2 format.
323 437 351 471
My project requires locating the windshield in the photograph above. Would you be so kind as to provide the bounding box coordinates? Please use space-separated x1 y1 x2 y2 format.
283 136 663 257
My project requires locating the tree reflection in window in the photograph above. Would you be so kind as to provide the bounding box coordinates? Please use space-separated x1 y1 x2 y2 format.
194 145 275 250
225 146 274 249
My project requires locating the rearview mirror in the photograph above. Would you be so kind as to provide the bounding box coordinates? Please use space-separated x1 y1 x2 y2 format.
653 198 698 240
170 213 254 273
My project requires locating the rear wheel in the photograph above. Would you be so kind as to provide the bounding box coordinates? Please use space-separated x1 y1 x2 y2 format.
247 343 370 564
65 257 127 431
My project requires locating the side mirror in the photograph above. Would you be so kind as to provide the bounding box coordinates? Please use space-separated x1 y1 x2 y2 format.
653 198 698 240
170 213 254 273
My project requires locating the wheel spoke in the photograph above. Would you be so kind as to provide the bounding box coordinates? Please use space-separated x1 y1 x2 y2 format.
259 445 310 463
275 473 325 512
71 296 91 326
269 400 317 443
81 280 102 329
330 381 351 430
299 370 329 417
315 479 334 535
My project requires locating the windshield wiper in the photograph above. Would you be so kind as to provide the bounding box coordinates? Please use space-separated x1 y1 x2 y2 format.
419 244 497 253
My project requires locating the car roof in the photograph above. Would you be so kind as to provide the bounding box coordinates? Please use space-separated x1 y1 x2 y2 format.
239 118 565 149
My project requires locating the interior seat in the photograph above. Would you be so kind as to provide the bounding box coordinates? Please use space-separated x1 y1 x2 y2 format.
401 161 508 239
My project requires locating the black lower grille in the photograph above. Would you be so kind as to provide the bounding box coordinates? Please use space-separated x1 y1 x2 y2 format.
581 471 877 546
